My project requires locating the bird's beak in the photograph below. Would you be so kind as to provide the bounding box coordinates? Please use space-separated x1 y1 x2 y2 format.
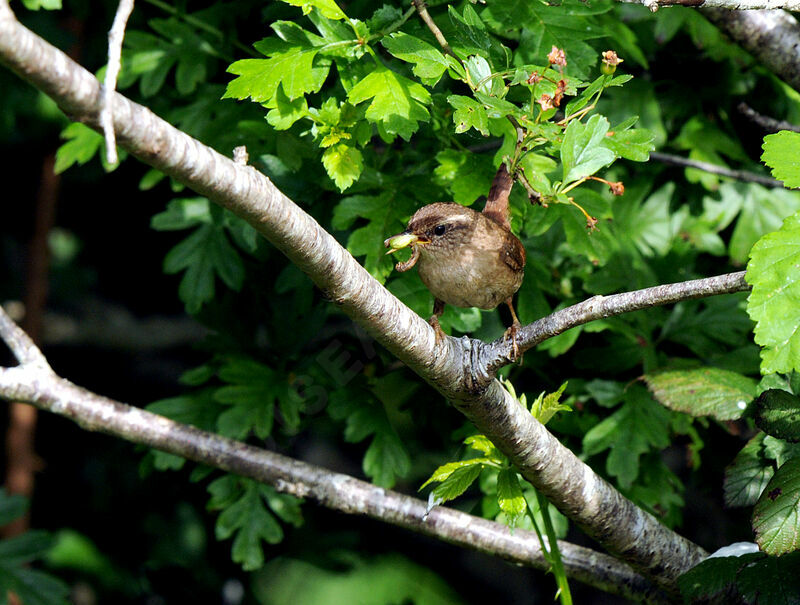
384 231 429 255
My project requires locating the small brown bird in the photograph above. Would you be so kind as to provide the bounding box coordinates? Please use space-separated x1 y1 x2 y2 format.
384 165 525 356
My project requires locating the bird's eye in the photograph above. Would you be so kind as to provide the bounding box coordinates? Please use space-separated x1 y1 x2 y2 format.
433 225 446 236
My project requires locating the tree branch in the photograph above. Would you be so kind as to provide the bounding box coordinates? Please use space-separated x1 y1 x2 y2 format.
0 3 713 591
737 102 800 134
702 9 800 93
483 272 750 373
624 0 800 10
0 307 670 604
649 151 782 188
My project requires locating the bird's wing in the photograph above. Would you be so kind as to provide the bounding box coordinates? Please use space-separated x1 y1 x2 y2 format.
502 235 526 272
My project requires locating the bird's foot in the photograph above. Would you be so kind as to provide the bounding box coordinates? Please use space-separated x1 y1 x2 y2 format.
503 322 522 363
429 315 447 343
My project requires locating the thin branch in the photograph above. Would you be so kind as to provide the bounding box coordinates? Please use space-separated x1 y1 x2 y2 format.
0 305 49 369
650 151 782 188
101 0 135 165
0 312 669 603
738 102 800 134
412 0 455 58
483 272 750 372
0 4 710 591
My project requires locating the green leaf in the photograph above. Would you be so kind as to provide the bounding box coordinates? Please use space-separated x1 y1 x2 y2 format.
420 458 499 490
0 566 70 605
755 389 800 442
746 210 800 374
644 367 756 421
431 464 483 503
729 184 800 265
225 26 331 103
382 33 449 83
0 491 28 527
762 131 800 188
560 114 616 184
602 127 654 162
752 456 800 555
213 479 285 571
678 552 761 602
163 222 245 314
725 433 775 508
447 95 489 136
463 434 501 458
54 123 104 174
21 0 62 9
582 386 671 488
321 144 363 191
214 357 301 439
347 66 430 140
279 0 346 20
496 469 526 529
433 149 494 205
266 86 309 130
447 4 493 59
331 193 415 282
151 197 212 231
530 381 570 425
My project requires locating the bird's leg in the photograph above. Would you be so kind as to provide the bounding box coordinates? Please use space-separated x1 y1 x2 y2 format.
429 298 447 343
503 298 522 362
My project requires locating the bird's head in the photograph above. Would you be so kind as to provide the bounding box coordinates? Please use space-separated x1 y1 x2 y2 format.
384 203 478 271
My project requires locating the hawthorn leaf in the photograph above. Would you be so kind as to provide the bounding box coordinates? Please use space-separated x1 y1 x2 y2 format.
321 144 363 191
746 210 800 374
382 33 448 83
347 67 430 140
447 95 489 136
561 114 616 184
762 131 800 188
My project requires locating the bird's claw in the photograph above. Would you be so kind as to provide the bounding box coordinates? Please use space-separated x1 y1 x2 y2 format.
429 315 447 343
503 322 522 363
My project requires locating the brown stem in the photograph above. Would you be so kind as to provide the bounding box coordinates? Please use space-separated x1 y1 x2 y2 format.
411 0 455 58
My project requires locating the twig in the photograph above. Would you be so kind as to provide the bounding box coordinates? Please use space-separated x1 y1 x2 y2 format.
0 309 669 604
411 0 454 57
101 0 135 165
650 151 782 188
737 102 800 134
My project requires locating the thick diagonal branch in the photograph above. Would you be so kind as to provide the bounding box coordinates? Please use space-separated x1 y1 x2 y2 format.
0 3 709 590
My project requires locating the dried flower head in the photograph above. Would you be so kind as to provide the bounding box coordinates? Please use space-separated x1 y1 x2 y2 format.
547 46 566 67
537 94 554 111
527 70 542 85
608 181 625 196
601 50 623 67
